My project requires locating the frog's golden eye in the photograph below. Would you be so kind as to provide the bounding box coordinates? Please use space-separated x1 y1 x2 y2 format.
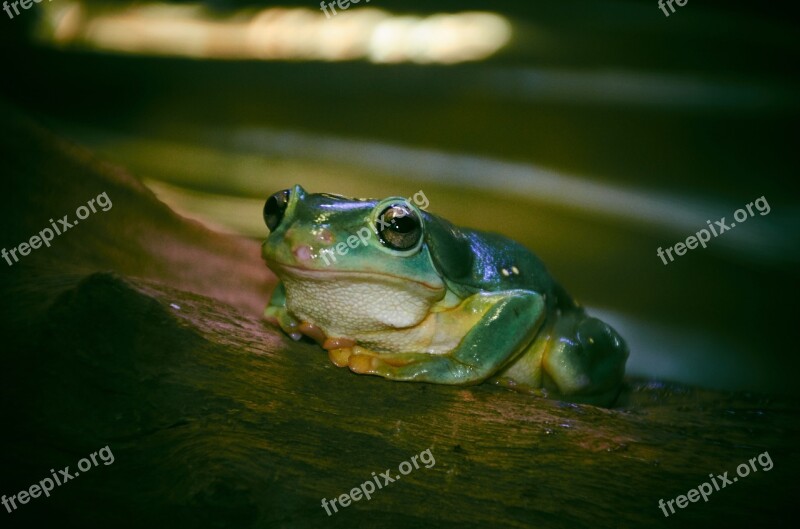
264 189 291 232
376 204 422 251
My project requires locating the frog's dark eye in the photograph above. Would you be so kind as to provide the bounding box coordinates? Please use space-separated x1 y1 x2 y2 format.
264 189 291 232
376 203 422 251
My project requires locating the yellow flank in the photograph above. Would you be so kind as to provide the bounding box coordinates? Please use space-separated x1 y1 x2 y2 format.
491 318 554 390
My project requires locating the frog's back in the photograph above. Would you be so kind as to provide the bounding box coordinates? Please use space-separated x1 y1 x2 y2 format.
422 212 575 312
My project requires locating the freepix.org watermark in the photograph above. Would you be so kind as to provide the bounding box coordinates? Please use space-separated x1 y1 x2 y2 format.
657 451 773 518
2 0 51 21
657 196 770 265
319 190 429 266
2 191 112 267
2 445 115 514
657 0 689 18
321 448 435 516
320 0 373 19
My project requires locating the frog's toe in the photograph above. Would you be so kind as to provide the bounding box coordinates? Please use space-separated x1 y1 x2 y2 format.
298 321 327 345
322 337 356 350
328 347 352 367
349 351 380 374
329 346 387 372
348 347 403 376
266 306 304 339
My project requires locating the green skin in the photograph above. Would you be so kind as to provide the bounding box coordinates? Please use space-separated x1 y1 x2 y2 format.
262 185 629 406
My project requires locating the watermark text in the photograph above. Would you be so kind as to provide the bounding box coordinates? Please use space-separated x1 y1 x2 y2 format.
658 450 773 517
2 191 113 267
2 445 115 514
657 195 770 265
321 447 435 516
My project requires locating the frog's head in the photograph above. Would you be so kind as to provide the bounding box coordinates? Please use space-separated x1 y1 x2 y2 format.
262 185 466 335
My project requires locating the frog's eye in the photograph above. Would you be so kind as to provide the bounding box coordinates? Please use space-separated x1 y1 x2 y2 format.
264 189 291 231
376 203 422 251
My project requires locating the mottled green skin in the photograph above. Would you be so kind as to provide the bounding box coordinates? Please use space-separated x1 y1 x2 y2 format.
262 185 628 406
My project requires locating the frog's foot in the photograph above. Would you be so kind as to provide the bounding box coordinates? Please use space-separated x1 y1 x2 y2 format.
264 282 308 340
348 348 432 374
264 306 327 347
346 347 495 383
542 313 629 406
322 344 415 370
265 305 304 341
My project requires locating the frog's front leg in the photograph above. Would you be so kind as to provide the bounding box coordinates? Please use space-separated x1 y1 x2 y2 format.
264 282 303 341
348 290 545 384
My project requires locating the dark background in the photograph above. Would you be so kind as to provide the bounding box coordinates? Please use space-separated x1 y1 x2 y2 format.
1 1 798 393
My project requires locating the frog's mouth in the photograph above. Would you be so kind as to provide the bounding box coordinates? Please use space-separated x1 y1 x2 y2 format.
266 261 445 295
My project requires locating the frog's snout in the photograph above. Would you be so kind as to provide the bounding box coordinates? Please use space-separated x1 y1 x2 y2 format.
284 227 334 263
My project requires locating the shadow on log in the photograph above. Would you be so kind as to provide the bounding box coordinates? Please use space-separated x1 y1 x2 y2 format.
0 100 797 529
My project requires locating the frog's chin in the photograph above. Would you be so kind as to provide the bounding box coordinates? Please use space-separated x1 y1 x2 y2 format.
265 260 445 293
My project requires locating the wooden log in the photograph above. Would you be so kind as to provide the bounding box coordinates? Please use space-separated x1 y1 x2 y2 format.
0 101 796 529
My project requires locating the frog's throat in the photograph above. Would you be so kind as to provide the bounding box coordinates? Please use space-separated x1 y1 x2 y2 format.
265 261 446 294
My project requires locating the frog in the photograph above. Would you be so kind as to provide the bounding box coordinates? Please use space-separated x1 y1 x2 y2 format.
261 185 629 406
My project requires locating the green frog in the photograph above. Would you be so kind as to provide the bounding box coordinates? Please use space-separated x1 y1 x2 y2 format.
262 185 628 406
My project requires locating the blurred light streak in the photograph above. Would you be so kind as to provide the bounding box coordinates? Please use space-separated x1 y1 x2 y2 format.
223 127 798 263
39 2 512 64
480 68 799 111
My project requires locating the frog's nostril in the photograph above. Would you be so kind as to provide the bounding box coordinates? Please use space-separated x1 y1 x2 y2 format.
294 245 313 262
